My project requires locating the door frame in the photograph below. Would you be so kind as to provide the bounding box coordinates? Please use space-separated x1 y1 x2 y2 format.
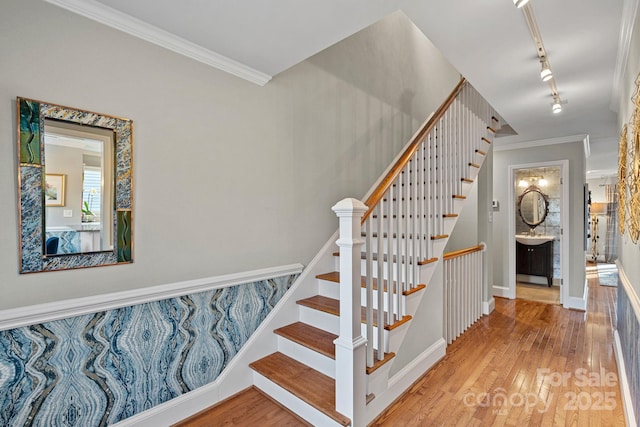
508 160 570 306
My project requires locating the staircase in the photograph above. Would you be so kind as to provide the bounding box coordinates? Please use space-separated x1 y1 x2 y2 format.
248 78 499 426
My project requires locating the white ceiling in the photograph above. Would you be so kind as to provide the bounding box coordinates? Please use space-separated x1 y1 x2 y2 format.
47 0 633 177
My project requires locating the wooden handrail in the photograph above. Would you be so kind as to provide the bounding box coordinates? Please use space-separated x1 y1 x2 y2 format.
443 244 484 261
361 77 467 224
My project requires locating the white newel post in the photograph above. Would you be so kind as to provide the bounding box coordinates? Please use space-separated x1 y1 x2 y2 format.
332 198 368 426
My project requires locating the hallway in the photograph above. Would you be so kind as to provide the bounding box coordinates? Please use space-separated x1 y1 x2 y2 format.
371 268 625 426
176 267 626 426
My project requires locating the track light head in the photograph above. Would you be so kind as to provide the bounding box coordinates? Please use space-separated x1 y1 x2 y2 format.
513 0 530 8
540 61 552 82
552 97 562 114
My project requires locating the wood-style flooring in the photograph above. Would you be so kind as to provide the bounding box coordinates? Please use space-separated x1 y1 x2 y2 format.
516 282 561 305
174 268 625 427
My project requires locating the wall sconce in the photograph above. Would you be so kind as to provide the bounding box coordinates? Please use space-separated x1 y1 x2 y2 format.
519 175 548 187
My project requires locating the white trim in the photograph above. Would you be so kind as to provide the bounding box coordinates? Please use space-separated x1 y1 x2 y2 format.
494 134 588 152
492 285 511 299
483 297 495 315
611 0 640 112
364 338 447 424
563 279 588 311
0 263 303 331
507 160 570 307
43 0 272 86
614 330 638 427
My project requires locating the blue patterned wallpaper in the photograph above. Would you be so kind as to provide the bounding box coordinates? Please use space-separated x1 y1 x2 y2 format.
616 277 640 424
0 273 298 426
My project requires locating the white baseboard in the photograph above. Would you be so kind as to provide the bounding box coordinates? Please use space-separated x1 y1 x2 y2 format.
564 280 588 311
483 297 495 315
613 330 637 427
0 263 304 331
365 338 447 424
492 285 511 299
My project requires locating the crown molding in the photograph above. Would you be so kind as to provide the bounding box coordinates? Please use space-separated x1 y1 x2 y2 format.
44 0 272 86
611 0 640 112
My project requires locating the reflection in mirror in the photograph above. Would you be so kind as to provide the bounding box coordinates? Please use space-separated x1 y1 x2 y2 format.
517 185 549 229
17 97 133 273
44 119 114 255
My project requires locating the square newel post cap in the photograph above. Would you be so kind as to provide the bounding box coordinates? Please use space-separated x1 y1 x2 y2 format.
332 198 368 217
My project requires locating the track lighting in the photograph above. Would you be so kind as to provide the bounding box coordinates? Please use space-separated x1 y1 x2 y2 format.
513 0 530 8
540 59 552 82
552 96 562 114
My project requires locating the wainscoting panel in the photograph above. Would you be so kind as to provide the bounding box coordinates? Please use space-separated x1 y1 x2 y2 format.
616 271 640 424
0 273 298 426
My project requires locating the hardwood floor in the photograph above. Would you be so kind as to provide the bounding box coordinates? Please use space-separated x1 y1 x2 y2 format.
173 386 311 427
174 268 626 426
372 270 625 426
516 282 560 305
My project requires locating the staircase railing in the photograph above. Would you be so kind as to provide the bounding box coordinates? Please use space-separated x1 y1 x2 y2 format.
359 78 496 367
443 244 485 344
334 77 498 425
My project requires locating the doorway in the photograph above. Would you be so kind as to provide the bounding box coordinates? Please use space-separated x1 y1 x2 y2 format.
508 161 569 306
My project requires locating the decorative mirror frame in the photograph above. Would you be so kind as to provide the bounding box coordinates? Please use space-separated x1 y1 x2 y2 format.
17 97 134 273
517 185 550 229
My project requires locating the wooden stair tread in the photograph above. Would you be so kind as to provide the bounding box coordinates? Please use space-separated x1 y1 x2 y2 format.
274 322 337 359
366 351 396 375
317 271 426 296
273 321 396 372
249 352 350 426
297 296 411 330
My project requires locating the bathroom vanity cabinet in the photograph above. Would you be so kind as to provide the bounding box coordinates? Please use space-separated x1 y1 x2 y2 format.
516 240 553 286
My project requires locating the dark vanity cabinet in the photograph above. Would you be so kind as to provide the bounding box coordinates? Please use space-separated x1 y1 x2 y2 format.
516 240 553 286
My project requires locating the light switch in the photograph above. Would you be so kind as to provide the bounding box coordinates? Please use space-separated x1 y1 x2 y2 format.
63 210 73 217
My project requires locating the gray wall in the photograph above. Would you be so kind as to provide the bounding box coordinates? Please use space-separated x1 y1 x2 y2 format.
617 6 640 299
493 141 586 299
0 1 460 309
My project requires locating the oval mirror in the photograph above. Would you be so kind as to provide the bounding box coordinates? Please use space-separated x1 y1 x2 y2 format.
517 185 549 228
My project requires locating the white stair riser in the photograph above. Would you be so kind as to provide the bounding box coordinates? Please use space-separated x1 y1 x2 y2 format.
318 279 340 300
276 335 335 379
298 305 340 336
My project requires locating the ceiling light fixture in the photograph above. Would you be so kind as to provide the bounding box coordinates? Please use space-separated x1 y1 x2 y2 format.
552 96 562 114
540 58 552 82
519 3 566 114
